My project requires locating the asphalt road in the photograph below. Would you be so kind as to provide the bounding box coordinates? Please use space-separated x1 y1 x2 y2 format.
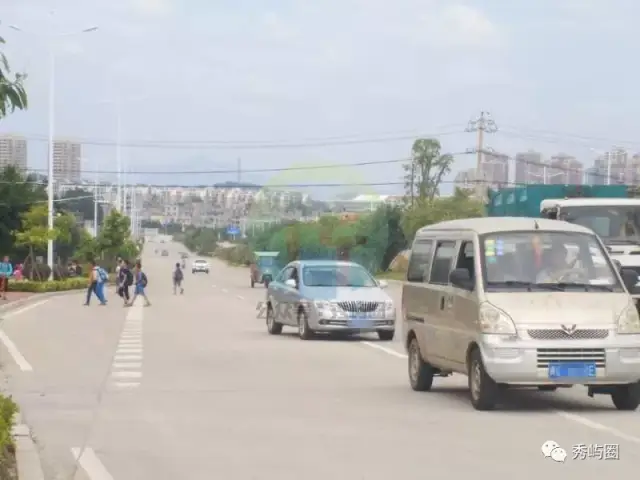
0 241 639 479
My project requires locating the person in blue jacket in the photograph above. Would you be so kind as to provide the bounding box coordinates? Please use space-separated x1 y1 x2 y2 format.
0 256 13 301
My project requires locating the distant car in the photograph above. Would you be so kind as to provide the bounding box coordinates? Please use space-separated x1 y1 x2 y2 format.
161 250 169 256
265 260 395 340
192 259 210 274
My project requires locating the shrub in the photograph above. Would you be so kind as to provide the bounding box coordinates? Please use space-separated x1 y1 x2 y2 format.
214 244 254 265
0 394 18 479
8 277 91 293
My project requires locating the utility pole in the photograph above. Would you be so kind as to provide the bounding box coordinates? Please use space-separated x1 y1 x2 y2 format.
466 111 498 200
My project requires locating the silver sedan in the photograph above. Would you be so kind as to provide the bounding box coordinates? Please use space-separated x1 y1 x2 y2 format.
265 260 396 340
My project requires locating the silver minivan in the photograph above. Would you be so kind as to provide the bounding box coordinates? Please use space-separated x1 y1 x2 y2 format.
402 217 640 411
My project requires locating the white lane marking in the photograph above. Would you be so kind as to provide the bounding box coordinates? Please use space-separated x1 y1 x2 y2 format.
361 341 407 359
71 447 114 480
237 295 245 300
212 284 217 288
360 340 640 442
116 348 142 354
112 370 142 378
221 288 228 293
118 340 142 345
0 330 32 371
555 411 640 443
112 362 142 369
114 382 139 388
2 299 50 318
114 355 142 361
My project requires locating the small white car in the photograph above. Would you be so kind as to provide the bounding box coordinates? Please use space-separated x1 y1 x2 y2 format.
192 259 210 274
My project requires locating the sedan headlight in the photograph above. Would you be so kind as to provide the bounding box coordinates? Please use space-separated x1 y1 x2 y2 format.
617 302 640 334
479 303 517 335
314 301 341 318
377 301 396 318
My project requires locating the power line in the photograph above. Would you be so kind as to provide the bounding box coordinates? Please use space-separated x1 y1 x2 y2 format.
466 111 498 199
4 127 466 150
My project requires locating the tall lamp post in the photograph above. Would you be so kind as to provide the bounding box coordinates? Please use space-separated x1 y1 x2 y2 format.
10 24 99 279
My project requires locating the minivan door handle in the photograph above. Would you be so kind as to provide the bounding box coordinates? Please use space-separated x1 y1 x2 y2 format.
440 296 445 310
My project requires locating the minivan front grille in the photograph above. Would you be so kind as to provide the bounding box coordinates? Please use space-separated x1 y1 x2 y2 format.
338 301 379 313
537 348 606 368
528 329 609 340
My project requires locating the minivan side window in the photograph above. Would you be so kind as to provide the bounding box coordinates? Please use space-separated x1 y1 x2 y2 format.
429 241 457 285
407 240 434 282
454 241 475 279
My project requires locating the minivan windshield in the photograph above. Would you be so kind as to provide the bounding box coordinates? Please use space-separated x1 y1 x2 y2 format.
302 265 377 287
481 231 624 293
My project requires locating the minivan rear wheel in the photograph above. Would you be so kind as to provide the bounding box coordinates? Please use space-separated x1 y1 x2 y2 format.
468 348 499 411
408 337 434 391
611 382 640 411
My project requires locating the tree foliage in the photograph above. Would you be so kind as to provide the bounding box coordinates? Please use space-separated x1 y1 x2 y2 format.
59 188 104 225
403 138 454 203
0 34 28 119
97 210 137 262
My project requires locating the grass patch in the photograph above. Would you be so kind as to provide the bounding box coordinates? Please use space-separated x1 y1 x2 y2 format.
0 394 18 479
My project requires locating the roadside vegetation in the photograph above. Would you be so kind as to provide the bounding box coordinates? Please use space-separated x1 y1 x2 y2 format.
179 138 486 276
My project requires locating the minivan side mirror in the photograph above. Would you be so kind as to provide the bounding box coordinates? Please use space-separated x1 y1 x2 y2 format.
613 259 622 271
450 268 474 290
620 268 638 292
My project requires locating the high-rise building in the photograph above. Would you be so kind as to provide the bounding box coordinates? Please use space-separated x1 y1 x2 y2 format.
514 150 544 185
548 153 583 184
0 134 27 171
481 151 509 188
594 148 628 185
53 140 81 182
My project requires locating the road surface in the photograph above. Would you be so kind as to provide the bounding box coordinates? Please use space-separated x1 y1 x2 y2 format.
0 242 638 479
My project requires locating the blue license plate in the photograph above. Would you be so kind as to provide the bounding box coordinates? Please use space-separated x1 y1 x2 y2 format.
548 362 596 379
348 318 369 329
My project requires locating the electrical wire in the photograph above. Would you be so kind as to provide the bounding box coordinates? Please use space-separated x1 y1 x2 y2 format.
5 127 466 149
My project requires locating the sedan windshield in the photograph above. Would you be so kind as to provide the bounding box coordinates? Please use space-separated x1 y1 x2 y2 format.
302 265 377 287
482 231 623 293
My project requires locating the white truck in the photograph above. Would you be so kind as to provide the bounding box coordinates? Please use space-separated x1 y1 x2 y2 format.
540 197 640 300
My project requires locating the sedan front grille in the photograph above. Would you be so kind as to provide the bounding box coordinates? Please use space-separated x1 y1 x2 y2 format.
528 329 609 340
337 301 379 313
537 348 606 368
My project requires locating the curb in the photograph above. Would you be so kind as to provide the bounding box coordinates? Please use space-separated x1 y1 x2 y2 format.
12 413 44 480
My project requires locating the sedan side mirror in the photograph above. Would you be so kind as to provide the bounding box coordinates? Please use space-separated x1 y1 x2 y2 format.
620 268 638 292
450 268 474 291
378 279 388 289
285 278 297 288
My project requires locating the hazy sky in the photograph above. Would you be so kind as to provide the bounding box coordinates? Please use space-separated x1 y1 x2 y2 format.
2 0 640 198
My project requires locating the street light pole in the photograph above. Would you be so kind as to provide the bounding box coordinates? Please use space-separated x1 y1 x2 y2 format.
46 47 55 277
10 24 98 279
116 98 123 212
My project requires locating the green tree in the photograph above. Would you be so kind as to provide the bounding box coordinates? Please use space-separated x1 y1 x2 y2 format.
0 166 46 256
58 188 104 225
0 34 28 119
53 212 83 263
97 210 133 263
403 138 454 203
13 204 60 279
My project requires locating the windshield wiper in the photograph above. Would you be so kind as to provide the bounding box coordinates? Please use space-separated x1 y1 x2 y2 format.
535 282 614 292
487 280 534 291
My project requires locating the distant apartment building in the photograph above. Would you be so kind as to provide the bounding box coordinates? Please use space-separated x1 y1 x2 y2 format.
593 149 628 185
0 134 27 171
481 151 509 187
548 153 583 185
53 140 82 182
454 168 477 190
514 150 544 185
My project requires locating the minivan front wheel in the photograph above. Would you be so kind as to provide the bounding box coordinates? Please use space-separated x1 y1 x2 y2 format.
468 348 499 411
408 337 434 391
611 382 640 411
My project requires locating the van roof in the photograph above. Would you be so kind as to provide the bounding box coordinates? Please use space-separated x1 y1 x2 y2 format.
416 217 594 236
540 198 640 209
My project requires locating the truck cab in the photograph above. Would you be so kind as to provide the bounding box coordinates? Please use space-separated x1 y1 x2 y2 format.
540 198 640 300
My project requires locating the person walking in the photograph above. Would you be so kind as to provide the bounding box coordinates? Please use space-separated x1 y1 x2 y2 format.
118 259 133 305
0 256 13 301
114 257 122 294
85 260 107 306
127 261 151 307
173 262 184 295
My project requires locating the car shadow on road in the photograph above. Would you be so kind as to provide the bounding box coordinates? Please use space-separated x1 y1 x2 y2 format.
428 386 615 412
276 332 370 342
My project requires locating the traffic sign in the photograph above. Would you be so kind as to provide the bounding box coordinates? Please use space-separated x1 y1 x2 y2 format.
226 226 241 235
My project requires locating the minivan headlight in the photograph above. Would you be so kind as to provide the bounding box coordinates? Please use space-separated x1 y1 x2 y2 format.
479 303 517 335
617 302 640 334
